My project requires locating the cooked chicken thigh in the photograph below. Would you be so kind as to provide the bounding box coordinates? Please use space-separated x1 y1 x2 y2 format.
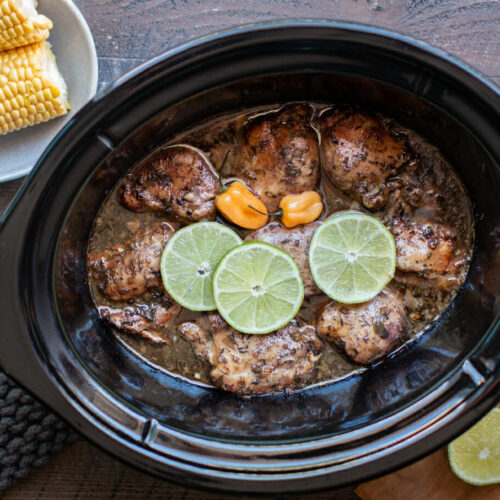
178 313 323 395
88 221 176 301
245 222 321 296
238 104 320 212
99 293 182 344
119 146 219 221
316 289 407 365
391 218 456 277
319 108 408 209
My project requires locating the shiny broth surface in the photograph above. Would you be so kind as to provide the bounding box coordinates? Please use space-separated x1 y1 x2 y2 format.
88 103 473 391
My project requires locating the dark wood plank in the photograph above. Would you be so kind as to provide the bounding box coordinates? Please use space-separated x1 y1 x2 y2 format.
76 0 500 87
1 0 499 498
2 438 358 500
0 178 24 216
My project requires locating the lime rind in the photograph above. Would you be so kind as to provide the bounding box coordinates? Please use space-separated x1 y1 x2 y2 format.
160 222 242 311
213 242 304 334
448 407 500 486
309 212 396 304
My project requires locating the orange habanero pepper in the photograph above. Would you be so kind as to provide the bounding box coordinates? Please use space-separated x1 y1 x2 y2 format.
215 153 268 229
279 191 323 227
250 191 323 228
216 182 268 229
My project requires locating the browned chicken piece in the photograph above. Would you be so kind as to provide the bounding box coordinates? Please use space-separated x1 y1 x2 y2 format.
88 221 176 301
319 108 408 209
237 104 320 212
391 218 456 278
119 146 219 221
316 289 408 365
98 294 182 344
178 313 323 395
245 222 321 296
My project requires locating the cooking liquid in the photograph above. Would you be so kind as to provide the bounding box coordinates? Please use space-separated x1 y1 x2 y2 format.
88 104 473 389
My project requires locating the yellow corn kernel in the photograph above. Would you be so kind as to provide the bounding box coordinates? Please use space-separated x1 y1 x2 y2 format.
0 0 52 50
49 84 60 98
0 41 68 135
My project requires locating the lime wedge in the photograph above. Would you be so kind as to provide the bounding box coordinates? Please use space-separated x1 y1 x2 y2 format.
213 242 304 334
448 407 500 486
308 212 396 303
160 222 242 311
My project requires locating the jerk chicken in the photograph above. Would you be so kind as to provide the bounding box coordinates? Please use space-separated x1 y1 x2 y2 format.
178 313 323 395
88 221 176 301
88 102 472 395
319 108 408 209
99 293 181 344
88 221 181 342
316 289 408 365
119 146 219 221
238 104 320 212
391 218 456 277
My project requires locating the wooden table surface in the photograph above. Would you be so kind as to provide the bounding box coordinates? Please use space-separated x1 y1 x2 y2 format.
1 0 499 498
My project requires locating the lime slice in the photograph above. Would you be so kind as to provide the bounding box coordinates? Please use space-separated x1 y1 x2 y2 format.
160 222 242 311
448 407 500 486
213 242 304 334
308 212 396 303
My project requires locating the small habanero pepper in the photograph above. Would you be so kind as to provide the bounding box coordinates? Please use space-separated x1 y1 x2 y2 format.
250 191 323 228
279 191 324 227
215 153 268 229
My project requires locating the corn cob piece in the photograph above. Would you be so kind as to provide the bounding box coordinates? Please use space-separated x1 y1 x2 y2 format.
0 41 69 135
0 0 52 51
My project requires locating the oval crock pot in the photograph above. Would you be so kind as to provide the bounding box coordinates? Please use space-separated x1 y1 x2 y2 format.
0 21 499 494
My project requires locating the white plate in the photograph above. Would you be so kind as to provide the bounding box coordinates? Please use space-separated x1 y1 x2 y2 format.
0 0 98 182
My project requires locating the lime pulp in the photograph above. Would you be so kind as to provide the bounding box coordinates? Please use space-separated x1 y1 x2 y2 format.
308 212 396 304
448 407 500 486
212 242 304 334
160 222 242 311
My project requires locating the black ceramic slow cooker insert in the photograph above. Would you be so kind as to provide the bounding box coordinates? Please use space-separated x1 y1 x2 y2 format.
0 22 499 494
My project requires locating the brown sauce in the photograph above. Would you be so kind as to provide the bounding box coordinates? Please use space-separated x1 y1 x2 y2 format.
87 103 473 390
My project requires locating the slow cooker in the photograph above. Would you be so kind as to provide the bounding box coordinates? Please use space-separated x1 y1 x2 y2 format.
0 22 499 493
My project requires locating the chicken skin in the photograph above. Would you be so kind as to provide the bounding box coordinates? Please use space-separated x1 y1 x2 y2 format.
316 289 407 365
319 108 408 209
98 293 182 344
88 221 176 301
119 146 219 221
245 222 321 296
178 313 323 395
237 104 320 212
391 218 456 278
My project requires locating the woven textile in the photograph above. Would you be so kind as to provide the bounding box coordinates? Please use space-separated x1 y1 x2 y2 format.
0 371 75 493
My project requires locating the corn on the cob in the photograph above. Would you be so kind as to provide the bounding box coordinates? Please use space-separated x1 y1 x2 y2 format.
0 41 69 135
0 0 52 51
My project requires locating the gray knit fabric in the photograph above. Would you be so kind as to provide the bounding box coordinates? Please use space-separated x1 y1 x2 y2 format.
0 371 75 493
